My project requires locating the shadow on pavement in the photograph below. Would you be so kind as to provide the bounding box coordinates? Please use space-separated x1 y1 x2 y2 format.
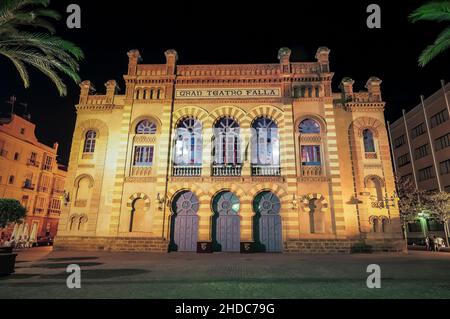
30 262 103 269
44 257 99 262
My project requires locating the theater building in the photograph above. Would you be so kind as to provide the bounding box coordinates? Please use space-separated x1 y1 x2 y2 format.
55 47 404 253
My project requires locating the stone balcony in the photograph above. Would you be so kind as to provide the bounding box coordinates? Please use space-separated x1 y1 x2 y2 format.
301 165 322 177
212 165 242 176
172 165 202 177
251 165 281 176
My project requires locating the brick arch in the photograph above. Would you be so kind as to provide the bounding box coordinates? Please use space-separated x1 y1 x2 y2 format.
77 118 109 139
167 184 206 203
207 184 247 203
131 115 162 134
301 193 329 212
73 174 94 188
295 114 328 134
172 106 211 127
246 184 289 203
126 192 151 209
364 174 385 188
248 105 284 127
209 106 249 128
349 117 385 138
368 215 379 224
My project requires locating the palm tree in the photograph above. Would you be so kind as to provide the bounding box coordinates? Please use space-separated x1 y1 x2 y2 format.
0 0 84 96
409 0 450 67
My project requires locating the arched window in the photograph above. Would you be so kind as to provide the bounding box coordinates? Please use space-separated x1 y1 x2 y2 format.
363 129 376 153
373 218 379 233
136 120 157 134
251 117 279 166
83 130 97 153
174 117 202 166
299 119 320 134
381 218 388 233
213 117 241 165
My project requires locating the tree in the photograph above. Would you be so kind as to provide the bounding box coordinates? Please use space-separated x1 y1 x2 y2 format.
426 191 450 246
0 199 26 228
0 0 84 96
396 176 428 246
409 0 450 67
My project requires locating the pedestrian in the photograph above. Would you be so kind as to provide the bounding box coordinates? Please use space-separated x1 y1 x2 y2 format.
425 236 430 251
433 235 438 252
436 237 445 252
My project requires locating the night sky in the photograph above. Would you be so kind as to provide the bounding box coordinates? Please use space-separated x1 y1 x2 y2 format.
0 0 449 165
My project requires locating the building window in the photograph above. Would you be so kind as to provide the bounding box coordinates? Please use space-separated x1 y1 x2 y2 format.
372 218 379 233
20 128 25 134
414 144 430 160
136 120 157 134
440 159 450 175
133 146 154 166
381 219 388 233
173 117 202 166
398 153 410 167
427 219 444 232
299 119 320 134
411 123 426 139
408 220 422 233
14 152 19 161
8 176 14 184
43 156 53 171
251 117 280 165
29 152 37 165
213 117 241 165
363 129 376 153
394 135 406 149
418 166 434 182
83 130 97 153
301 145 321 166
435 133 450 151
430 109 448 128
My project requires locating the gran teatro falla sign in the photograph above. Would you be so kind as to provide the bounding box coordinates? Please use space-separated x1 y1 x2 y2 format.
175 88 281 99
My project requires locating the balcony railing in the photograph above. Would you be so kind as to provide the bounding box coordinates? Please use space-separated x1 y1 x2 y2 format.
172 165 202 176
48 208 61 214
34 208 44 214
26 159 40 167
38 186 49 193
52 189 65 195
252 165 281 176
212 165 242 176
22 182 35 190
301 165 322 177
365 152 378 159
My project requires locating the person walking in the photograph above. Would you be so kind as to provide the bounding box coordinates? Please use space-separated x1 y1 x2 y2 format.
433 235 438 252
425 236 430 251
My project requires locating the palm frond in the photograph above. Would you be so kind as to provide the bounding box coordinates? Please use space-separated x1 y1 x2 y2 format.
0 49 30 87
409 0 450 23
418 26 450 66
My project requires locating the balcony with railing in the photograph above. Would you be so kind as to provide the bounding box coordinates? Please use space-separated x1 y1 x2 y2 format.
0 149 8 158
212 164 242 176
172 165 202 177
38 186 49 193
26 159 40 167
301 165 322 177
34 208 44 214
252 165 281 176
22 180 35 190
52 188 65 195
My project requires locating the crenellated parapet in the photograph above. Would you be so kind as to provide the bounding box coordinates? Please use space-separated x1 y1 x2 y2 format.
76 79 121 112
336 76 385 111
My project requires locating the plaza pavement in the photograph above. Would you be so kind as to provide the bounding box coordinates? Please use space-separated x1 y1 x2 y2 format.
0 247 449 299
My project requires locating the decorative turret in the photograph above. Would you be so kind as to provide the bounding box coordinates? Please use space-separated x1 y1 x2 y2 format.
105 80 119 103
79 80 95 104
315 47 330 72
165 49 178 75
278 47 291 74
127 49 141 76
339 77 355 100
365 77 382 102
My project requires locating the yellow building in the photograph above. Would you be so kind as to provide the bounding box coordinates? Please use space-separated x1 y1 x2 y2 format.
55 47 404 253
0 114 66 243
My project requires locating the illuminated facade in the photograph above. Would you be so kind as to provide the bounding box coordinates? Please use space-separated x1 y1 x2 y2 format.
0 115 66 242
55 47 404 253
